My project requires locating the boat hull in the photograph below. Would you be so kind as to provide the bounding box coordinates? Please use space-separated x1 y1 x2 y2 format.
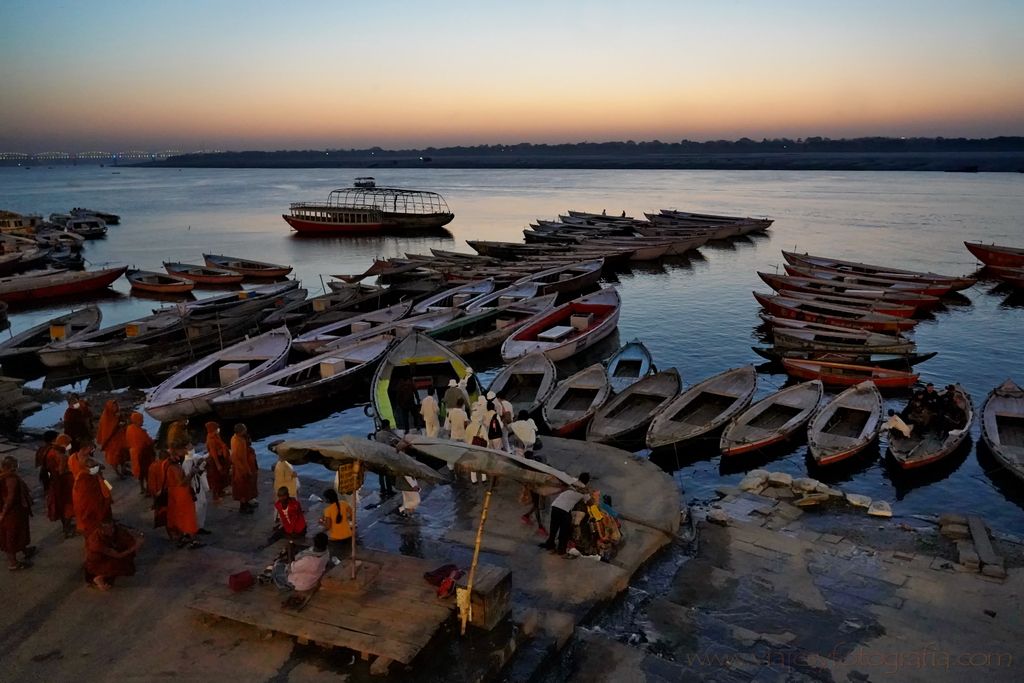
0 266 126 304
965 242 1024 268
283 215 384 234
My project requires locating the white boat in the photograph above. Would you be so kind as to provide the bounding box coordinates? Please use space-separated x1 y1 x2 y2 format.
412 279 495 313
292 302 411 355
144 328 292 422
464 283 541 312
500 288 621 362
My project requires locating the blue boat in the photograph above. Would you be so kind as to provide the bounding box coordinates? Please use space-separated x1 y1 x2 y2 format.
605 339 655 394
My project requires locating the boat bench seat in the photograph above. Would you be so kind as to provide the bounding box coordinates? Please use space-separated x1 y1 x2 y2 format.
538 326 574 342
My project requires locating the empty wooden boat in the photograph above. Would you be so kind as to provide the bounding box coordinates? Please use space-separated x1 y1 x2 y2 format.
370 332 471 430
542 364 611 436
754 292 917 333
964 241 1024 268
0 306 102 371
163 262 245 285
143 327 292 422
808 381 883 465
427 295 557 356
292 301 412 354
127 269 195 294
169 280 302 316
203 253 293 279
781 250 976 291
757 271 942 310
720 380 824 456
889 384 973 469
761 314 916 351
988 265 1024 288
511 259 603 296
753 347 936 369
606 340 655 394
412 278 495 313
39 309 186 370
486 352 558 416
464 283 542 311
762 287 919 318
781 358 919 389
981 379 1024 483
783 263 953 297
646 366 757 449
211 335 393 419
0 266 127 304
501 287 621 362
586 369 681 444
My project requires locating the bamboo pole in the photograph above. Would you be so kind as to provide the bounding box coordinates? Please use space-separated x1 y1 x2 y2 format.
461 477 495 635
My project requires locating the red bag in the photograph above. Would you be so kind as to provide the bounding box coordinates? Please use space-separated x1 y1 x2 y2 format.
229 570 255 592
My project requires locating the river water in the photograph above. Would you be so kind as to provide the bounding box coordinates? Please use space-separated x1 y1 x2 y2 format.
2 166 1023 530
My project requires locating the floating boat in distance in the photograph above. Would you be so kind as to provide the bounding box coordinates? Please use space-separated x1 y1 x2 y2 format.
501 287 621 362
0 306 102 371
981 379 1024 483
284 199 384 234
542 364 611 437
781 358 919 389
720 381 823 456
757 271 942 310
163 262 245 285
212 335 394 419
964 241 1024 269
144 327 292 422
65 216 107 239
781 251 975 291
286 183 454 233
486 352 558 416
807 381 883 465
889 384 973 469
127 269 195 295
646 366 757 449
71 207 120 225
783 263 954 297
606 340 655 394
203 254 293 279
0 266 127 305
586 368 681 444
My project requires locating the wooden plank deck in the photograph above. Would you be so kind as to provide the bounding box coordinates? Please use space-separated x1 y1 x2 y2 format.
190 548 461 668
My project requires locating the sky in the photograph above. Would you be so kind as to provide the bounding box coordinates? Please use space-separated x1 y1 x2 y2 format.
2 0 1023 152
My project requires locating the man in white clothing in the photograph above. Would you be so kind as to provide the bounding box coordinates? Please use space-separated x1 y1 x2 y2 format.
444 397 469 441
508 410 538 456
539 473 590 555
420 387 440 437
883 409 913 438
396 475 421 516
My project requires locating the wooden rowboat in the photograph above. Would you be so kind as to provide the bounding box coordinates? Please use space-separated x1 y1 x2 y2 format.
511 259 603 296
163 262 245 285
0 306 102 371
981 379 1024 483
427 295 557 356
753 347 936 369
0 266 127 304
606 339 655 394
412 279 495 313
127 269 195 294
808 381 883 465
646 366 757 449
486 352 558 416
542 364 611 436
768 325 917 355
781 358 919 389
211 335 394 419
370 332 471 430
783 263 953 297
988 265 1024 288
781 251 976 291
754 292 917 332
964 242 1024 269
773 289 918 318
501 288 620 362
203 253 293 279
292 302 412 355
143 327 292 422
720 381 824 456
464 283 541 312
757 271 941 311
586 369 681 444
889 384 973 469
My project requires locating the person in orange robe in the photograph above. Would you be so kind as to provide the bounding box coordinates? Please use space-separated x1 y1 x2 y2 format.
125 412 155 495
72 458 112 538
230 423 258 514
68 445 91 482
84 521 143 591
1 456 35 571
97 400 129 477
164 448 200 547
62 394 92 449
204 421 230 502
147 452 169 498
165 419 192 451
45 434 76 537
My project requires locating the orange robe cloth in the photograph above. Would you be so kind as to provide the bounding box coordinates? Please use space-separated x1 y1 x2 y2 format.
62 405 91 446
97 400 128 468
0 471 32 555
125 412 155 481
205 422 230 500
73 472 112 537
68 451 89 482
147 458 169 498
166 420 189 448
84 524 137 580
165 462 198 536
230 434 258 503
44 444 75 522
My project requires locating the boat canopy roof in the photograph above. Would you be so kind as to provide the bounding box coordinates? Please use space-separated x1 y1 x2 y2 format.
326 187 451 215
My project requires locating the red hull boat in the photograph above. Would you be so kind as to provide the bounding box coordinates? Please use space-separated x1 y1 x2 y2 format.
0 266 127 304
782 358 918 389
964 241 1024 268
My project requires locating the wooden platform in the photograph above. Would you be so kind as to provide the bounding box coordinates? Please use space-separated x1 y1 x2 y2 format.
190 548 463 673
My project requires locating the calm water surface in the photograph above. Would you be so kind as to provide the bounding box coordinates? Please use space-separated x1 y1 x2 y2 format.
2 166 1022 530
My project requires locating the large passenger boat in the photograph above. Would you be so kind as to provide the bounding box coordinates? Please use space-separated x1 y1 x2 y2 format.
283 180 455 234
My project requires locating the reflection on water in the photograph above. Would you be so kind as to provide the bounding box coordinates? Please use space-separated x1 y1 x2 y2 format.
2 166 1023 529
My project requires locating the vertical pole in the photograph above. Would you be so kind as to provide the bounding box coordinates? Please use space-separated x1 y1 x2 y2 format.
461 477 495 635
351 462 360 580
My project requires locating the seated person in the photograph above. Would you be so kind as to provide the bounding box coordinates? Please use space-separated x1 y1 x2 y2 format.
273 487 308 540
272 532 331 595
883 409 913 438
